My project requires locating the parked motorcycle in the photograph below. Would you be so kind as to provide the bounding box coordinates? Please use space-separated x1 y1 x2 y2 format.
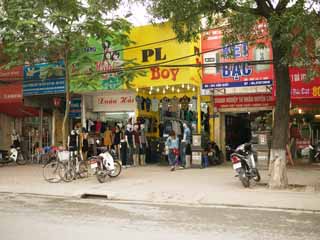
89 149 122 183
0 146 27 166
309 143 320 162
231 143 260 188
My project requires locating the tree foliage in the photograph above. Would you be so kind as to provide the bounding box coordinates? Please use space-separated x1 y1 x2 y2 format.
0 0 136 146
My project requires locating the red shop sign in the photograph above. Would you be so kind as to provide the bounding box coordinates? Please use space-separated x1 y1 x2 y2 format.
213 93 275 109
290 67 320 99
0 83 22 104
0 65 23 82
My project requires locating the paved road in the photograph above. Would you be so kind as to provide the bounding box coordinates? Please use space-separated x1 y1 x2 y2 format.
0 193 319 240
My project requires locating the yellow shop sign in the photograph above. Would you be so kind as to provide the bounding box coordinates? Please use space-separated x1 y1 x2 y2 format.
123 22 201 88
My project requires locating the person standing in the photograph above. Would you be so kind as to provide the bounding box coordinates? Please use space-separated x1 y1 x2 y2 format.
165 130 180 171
139 124 148 166
181 123 192 168
132 124 140 166
125 124 134 166
80 128 89 163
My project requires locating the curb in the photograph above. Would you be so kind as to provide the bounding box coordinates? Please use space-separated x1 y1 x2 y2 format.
2 191 320 214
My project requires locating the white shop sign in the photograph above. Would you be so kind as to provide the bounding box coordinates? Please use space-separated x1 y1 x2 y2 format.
93 93 136 112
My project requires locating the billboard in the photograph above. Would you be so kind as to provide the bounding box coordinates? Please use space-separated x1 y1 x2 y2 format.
202 27 274 89
70 38 124 92
23 61 66 96
0 65 23 82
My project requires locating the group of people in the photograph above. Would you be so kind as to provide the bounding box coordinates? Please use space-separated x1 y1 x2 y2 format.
165 123 192 171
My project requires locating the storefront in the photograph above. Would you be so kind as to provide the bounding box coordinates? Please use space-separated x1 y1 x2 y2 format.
201 26 275 161
70 22 203 164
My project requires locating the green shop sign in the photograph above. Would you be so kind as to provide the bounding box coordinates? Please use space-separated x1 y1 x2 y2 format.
70 38 124 92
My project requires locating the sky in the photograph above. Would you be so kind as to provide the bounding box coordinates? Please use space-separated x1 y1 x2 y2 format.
115 2 154 26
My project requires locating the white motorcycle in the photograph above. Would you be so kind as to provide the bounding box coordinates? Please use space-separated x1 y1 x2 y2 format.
89 150 122 183
0 146 27 166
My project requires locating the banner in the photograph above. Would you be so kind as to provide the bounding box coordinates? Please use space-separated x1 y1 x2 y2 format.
124 22 201 89
70 38 124 92
0 65 23 82
213 93 275 108
23 61 66 96
93 92 136 112
202 26 274 89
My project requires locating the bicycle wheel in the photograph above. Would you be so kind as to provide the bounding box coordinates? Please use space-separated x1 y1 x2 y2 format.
78 161 88 178
43 161 64 183
60 162 75 183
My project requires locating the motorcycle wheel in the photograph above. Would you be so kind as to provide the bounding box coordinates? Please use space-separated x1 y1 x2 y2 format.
108 161 122 178
16 154 27 165
96 170 107 183
239 169 250 188
253 168 261 182
78 161 88 178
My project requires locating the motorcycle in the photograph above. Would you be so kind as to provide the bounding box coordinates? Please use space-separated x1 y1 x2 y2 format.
89 149 122 183
0 146 27 166
309 143 320 162
230 143 260 188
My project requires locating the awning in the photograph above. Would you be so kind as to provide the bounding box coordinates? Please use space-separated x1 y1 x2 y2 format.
0 102 39 117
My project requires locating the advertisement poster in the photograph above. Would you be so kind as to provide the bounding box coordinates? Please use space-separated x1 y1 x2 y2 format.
202 27 274 89
69 97 81 118
23 61 66 96
70 38 124 92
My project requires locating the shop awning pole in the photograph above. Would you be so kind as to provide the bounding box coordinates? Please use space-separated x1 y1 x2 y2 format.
197 87 201 134
39 105 43 148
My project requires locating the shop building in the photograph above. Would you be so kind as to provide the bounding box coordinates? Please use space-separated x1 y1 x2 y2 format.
71 22 204 164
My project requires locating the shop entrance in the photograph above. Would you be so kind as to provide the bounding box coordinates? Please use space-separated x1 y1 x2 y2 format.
225 110 273 150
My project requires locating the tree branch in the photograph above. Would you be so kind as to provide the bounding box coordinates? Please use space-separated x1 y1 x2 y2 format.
225 1 260 16
275 0 291 13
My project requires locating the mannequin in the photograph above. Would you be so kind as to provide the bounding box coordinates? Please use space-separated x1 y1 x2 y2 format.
139 124 148 166
104 126 113 150
132 124 140 166
125 123 134 166
68 129 79 164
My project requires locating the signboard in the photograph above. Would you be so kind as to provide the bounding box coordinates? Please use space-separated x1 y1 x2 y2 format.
69 97 81 118
202 26 274 89
0 83 22 103
93 92 136 112
123 22 201 88
290 67 320 99
213 93 274 108
23 61 66 96
70 38 124 92
0 65 23 82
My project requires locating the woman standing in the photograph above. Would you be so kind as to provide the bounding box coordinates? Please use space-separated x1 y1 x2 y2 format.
120 126 127 167
165 130 180 171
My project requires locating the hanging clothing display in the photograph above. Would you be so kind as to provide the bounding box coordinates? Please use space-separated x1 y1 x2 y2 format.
151 97 159 112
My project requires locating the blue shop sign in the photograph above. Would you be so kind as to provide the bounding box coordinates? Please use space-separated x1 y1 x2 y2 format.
23 61 66 96
69 97 81 118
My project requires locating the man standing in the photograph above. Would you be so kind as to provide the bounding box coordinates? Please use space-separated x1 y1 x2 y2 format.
181 123 191 168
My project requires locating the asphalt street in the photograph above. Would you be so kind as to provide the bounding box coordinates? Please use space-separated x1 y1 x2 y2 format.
0 193 319 240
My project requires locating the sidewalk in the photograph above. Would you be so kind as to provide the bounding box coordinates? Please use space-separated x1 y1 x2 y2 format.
0 163 319 211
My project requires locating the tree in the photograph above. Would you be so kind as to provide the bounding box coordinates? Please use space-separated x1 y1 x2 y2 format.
0 0 133 147
144 0 320 188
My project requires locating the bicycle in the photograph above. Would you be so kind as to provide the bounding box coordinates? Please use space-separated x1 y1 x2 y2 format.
61 150 88 182
42 151 66 183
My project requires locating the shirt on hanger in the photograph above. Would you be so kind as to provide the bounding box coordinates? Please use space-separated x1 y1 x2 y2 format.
180 96 190 110
190 96 197 111
145 98 152 112
151 98 159 112
171 96 179 112
135 96 142 110
161 97 170 111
